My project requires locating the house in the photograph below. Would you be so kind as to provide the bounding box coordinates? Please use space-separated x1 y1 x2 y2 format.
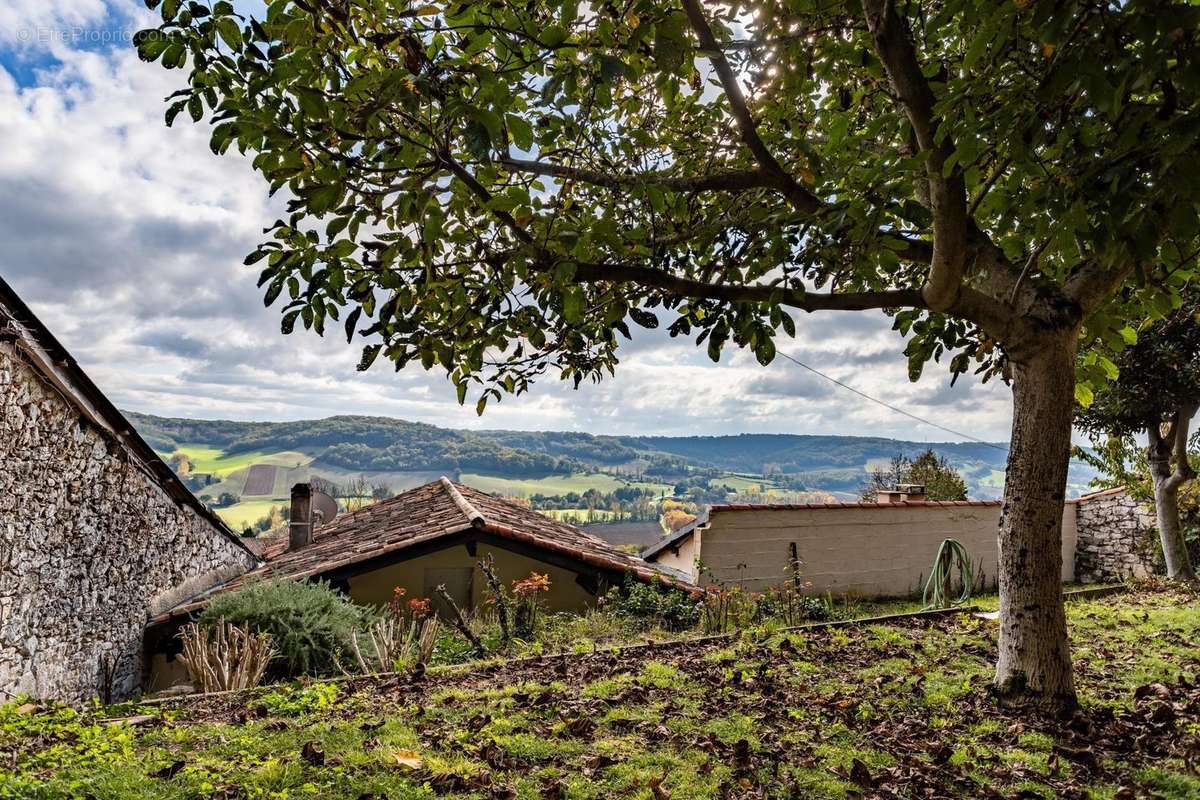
643 484 1156 595
0 277 260 703
0 274 689 702
145 477 691 688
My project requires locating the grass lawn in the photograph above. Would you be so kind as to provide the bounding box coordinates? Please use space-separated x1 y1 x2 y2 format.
4 587 1199 798
459 472 672 498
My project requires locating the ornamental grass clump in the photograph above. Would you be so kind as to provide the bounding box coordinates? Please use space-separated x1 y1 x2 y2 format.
199 579 372 678
178 619 273 693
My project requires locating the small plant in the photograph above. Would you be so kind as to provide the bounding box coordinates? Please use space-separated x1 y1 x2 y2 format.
511 572 551 639
477 554 513 644
199 579 372 677
344 614 441 675
179 619 274 693
259 682 340 716
605 576 702 632
700 585 757 634
751 545 830 625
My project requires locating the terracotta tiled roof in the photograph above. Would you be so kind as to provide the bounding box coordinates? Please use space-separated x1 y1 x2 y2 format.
1073 486 1127 504
152 478 689 623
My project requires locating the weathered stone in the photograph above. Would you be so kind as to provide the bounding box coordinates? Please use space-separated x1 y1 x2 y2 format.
1073 489 1157 583
0 341 256 704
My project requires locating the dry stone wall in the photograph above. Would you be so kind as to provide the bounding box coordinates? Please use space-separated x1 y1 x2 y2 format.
1073 489 1158 583
0 341 256 703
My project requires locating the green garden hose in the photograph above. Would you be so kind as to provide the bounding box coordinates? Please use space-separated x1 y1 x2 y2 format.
922 538 975 610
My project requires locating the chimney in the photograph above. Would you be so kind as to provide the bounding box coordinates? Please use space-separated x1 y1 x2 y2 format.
289 483 314 550
876 484 927 504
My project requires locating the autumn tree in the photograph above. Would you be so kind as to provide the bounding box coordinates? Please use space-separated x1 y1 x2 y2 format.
137 0 1200 708
860 449 968 501
1076 292 1200 580
168 452 193 477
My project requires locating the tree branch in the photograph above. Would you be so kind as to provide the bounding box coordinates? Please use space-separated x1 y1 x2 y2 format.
1168 402 1198 490
859 0 968 312
1061 259 1139 315
570 260 925 313
499 157 772 193
681 0 822 216
446 153 931 317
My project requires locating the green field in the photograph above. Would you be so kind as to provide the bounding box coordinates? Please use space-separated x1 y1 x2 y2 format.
173 444 312 478
214 499 284 530
458 472 671 498
540 508 621 523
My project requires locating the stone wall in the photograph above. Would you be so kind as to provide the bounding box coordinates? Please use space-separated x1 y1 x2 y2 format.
0 341 257 703
1073 488 1158 583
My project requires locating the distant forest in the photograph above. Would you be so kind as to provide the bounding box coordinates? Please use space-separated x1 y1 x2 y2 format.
123 412 1053 497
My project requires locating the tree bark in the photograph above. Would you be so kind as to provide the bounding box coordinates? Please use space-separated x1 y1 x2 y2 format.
994 332 1078 710
1147 415 1196 581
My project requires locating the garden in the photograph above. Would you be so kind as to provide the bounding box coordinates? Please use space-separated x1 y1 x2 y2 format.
3 583 1199 799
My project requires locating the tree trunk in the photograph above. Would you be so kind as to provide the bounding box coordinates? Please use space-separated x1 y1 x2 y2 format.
1148 419 1196 581
994 333 1078 710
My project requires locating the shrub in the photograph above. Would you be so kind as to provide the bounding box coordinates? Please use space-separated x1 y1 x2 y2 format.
604 577 701 632
179 620 273 692
199 580 372 677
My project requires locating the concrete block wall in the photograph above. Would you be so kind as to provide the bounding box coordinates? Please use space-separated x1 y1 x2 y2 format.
695 502 1078 597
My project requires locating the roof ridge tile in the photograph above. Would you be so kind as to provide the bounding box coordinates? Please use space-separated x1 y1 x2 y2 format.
440 476 485 526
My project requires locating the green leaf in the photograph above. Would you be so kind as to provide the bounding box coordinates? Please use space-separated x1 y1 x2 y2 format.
754 336 776 366
466 106 503 140
507 115 534 151
1074 383 1094 408
562 288 585 324
541 25 568 47
343 306 362 343
357 344 382 371
215 17 242 50
463 120 491 161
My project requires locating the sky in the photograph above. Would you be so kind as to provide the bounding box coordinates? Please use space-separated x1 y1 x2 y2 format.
0 1 1017 441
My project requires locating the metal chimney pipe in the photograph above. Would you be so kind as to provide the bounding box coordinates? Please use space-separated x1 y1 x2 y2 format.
289 483 314 550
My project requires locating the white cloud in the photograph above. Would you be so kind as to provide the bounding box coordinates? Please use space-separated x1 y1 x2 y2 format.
0 7 1017 443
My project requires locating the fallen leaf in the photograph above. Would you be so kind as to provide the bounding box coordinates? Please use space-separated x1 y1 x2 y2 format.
565 716 595 737
489 784 517 800
392 748 423 769
848 757 873 788
541 776 566 799
733 738 752 771
300 741 325 766
149 760 185 779
649 769 671 800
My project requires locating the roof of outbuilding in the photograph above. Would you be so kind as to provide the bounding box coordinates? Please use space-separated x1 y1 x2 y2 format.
152 477 691 622
0 276 256 562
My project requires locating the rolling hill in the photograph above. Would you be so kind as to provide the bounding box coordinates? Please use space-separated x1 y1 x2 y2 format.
128 412 1101 516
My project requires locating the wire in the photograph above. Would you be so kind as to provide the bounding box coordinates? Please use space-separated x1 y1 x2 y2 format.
775 349 1009 451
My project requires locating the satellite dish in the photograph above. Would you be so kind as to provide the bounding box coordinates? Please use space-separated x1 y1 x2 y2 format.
311 491 339 528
